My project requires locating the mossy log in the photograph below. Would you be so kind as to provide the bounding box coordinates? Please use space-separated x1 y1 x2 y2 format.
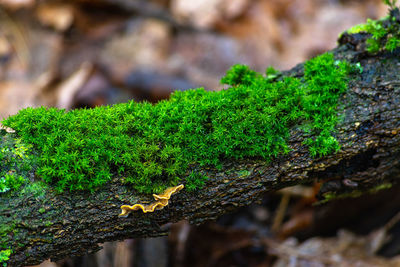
2 33 400 266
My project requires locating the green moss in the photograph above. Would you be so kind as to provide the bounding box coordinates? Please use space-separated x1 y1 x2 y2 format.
346 17 388 36
346 21 370 35
186 172 208 192
0 227 13 266
0 174 25 193
319 191 363 204
344 2 400 53
20 182 47 199
383 0 398 8
1 53 351 194
265 66 281 82
220 64 262 86
370 182 392 192
237 170 251 177
319 183 393 204
0 136 36 194
0 249 11 266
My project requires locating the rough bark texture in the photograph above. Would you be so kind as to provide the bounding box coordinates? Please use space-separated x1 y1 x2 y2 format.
2 33 400 266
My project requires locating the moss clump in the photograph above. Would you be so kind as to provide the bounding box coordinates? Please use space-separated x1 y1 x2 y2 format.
220 64 262 86
20 182 47 199
185 172 208 192
345 17 388 35
345 2 400 53
0 249 11 266
0 135 36 193
2 53 351 194
0 174 25 193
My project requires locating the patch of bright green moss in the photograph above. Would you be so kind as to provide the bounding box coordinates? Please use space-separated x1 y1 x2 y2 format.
1 53 351 194
344 3 400 53
0 223 14 267
346 22 370 35
0 135 36 193
0 249 11 266
185 172 208 192
345 16 389 35
384 0 398 8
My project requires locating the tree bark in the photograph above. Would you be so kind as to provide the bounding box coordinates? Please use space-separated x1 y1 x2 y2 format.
2 33 400 266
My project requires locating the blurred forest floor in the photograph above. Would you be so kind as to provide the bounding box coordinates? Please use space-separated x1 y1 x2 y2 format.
2 0 400 266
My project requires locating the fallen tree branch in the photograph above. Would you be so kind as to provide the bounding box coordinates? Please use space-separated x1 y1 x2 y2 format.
2 32 400 266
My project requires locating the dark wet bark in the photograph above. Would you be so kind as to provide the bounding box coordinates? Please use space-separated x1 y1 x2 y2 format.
2 33 400 266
